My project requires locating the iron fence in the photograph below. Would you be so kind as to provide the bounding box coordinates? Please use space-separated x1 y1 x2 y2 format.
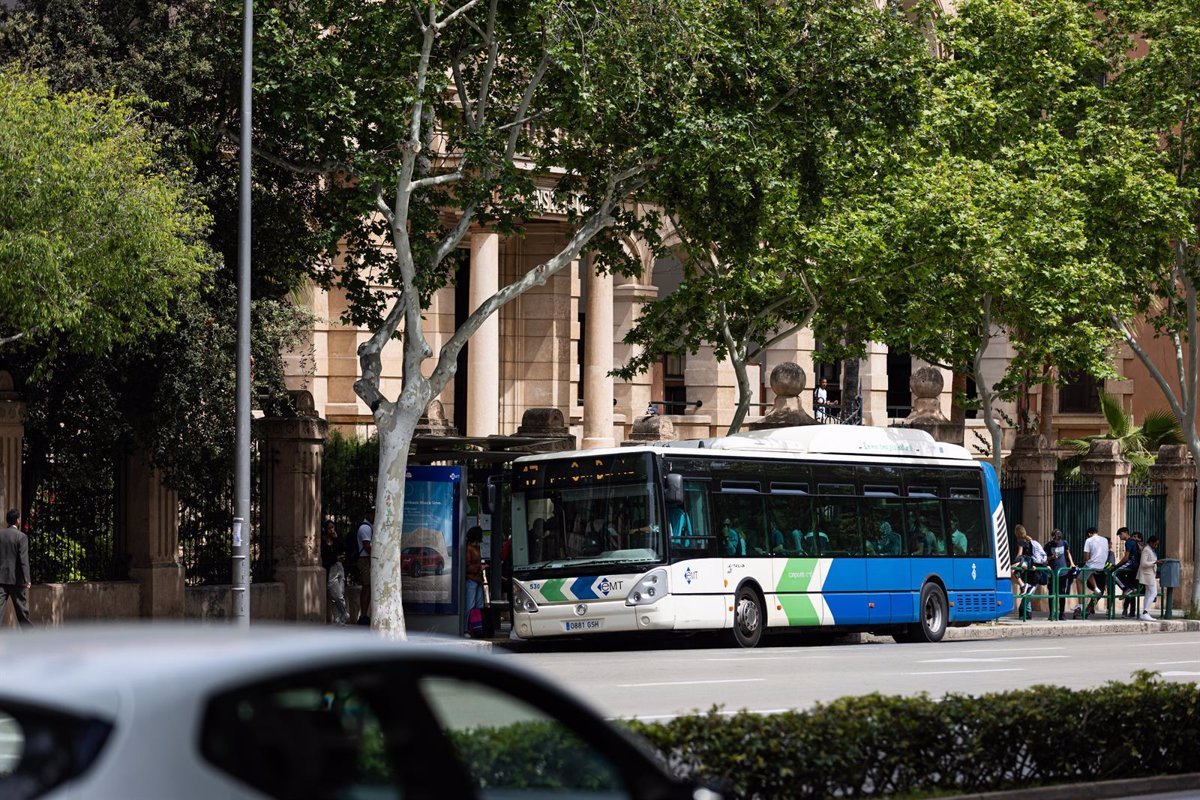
179 439 269 586
22 444 126 583
1126 478 1167 555
320 434 379 584
1053 474 1099 564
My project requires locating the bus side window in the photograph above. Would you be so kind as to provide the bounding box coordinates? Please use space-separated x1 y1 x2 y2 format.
946 494 987 557
672 482 716 556
862 497 904 557
817 496 860 556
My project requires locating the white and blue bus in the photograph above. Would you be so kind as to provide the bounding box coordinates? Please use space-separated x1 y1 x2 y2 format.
508 425 1014 647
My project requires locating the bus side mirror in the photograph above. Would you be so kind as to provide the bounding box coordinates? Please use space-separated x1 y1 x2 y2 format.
484 478 498 514
665 473 684 506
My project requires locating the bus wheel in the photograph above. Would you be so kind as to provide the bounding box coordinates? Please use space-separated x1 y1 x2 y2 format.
900 583 948 643
730 586 764 648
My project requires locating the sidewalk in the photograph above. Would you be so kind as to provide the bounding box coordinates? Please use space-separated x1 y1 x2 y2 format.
944 613 1200 641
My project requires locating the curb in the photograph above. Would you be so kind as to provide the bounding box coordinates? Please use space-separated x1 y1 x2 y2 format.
940 772 1200 800
945 618 1200 640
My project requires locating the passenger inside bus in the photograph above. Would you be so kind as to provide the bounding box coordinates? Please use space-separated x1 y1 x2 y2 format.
876 521 902 555
723 519 747 556
950 513 969 555
802 529 830 555
668 503 693 549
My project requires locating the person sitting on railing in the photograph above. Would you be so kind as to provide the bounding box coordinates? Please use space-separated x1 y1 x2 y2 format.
1076 527 1109 618
1113 527 1141 617
1046 528 1077 620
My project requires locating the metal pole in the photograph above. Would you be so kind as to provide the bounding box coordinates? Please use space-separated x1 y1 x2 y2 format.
233 0 254 626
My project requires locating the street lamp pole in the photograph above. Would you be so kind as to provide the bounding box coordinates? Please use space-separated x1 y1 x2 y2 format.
232 0 253 626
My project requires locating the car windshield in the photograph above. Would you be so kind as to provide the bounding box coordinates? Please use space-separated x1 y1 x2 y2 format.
512 454 663 572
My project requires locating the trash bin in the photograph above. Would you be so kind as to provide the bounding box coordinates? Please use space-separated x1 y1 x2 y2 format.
1158 559 1181 619
1159 558 1181 588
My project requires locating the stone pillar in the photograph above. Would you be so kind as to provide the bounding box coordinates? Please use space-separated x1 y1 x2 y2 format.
749 363 816 430
622 414 677 446
510 408 577 453
124 449 184 618
1079 439 1131 551
0 373 23 515
582 256 615 449
613 278 656 430
468 231 501 437
1150 445 1196 608
1003 434 1057 540
897 366 964 445
258 410 328 622
859 342 890 426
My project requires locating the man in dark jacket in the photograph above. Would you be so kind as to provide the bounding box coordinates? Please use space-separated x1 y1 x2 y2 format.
0 508 33 628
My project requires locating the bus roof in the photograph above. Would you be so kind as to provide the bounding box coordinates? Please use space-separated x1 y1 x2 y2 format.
512 425 977 463
664 425 974 460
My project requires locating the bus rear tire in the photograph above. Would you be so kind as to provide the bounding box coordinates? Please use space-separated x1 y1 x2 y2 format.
729 585 764 648
896 583 947 643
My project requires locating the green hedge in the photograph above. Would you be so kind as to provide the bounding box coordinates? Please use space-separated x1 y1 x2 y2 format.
624 673 1200 798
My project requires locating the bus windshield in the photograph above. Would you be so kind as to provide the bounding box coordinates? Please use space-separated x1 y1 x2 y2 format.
511 453 664 572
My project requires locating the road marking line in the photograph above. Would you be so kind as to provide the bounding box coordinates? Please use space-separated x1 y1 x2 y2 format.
616 678 766 688
919 656 1069 663
702 656 835 662
956 646 1066 654
1155 660 1200 665
1159 671 1200 677
909 668 1024 676
1126 640 1200 647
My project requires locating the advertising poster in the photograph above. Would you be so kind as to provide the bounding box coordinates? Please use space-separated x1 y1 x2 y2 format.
401 466 462 614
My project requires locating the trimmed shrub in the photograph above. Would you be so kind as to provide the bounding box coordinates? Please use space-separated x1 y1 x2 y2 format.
623 673 1199 798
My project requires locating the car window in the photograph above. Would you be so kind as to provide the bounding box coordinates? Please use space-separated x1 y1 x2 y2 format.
417 675 628 799
202 676 404 800
0 703 113 800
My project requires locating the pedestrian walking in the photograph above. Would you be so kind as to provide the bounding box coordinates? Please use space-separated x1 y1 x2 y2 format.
0 508 33 629
321 519 349 625
1138 535 1161 622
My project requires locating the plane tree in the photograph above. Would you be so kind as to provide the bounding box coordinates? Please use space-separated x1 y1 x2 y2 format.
1099 0 1200 611
817 0 1184 471
616 0 934 433
251 0 766 637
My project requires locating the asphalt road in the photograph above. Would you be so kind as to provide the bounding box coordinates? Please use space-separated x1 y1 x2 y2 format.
502 630 1200 720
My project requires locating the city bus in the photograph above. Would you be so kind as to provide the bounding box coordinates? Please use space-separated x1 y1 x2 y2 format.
508 425 1014 647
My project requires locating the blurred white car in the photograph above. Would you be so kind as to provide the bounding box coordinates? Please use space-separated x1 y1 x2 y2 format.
0 626 713 800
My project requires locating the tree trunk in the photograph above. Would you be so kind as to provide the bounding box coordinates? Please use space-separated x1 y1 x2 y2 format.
727 353 753 435
370 399 424 640
1039 363 1055 440
843 357 860 422
950 371 966 426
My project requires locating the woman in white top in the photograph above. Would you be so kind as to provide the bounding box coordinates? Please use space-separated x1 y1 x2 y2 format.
1137 534 1160 622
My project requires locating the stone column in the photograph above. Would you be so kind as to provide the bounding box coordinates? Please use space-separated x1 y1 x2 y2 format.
1003 434 1057 540
897 367 964 445
749 363 816 430
258 412 328 622
1080 439 1131 551
0 372 23 514
468 231 501 437
1150 445 1196 608
859 342 890 426
613 278 656 429
582 256 615 448
124 449 184 618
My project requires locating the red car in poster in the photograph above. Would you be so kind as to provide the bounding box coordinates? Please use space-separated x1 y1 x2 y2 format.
401 546 445 577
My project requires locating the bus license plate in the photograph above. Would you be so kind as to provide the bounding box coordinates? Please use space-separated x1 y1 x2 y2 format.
563 619 602 632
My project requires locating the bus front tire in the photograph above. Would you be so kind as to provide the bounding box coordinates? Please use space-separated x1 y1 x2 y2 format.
896 583 948 643
730 585 764 648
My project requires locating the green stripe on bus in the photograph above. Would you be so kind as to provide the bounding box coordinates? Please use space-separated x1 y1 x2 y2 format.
778 594 821 626
540 579 567 602
775 558 819 593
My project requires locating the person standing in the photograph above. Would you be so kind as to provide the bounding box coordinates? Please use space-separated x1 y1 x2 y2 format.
1045 529 1076 620
1 509 33 629
321 519 349 625
814 378 830 422
1137 535 1161 622
463 526 485 636
355 509 374 626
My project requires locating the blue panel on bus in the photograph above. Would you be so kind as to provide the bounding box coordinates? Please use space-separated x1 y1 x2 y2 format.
824 593 871 625
824 558 867 592
864 559 911 591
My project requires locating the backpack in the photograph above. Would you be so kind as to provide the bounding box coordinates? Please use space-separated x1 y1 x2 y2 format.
344 522 368 567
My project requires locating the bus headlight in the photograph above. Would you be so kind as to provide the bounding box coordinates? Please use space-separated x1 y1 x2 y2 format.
626 568 668 607
513 584 539 613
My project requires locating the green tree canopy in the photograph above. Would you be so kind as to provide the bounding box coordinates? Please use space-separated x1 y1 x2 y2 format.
0 69 211 355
